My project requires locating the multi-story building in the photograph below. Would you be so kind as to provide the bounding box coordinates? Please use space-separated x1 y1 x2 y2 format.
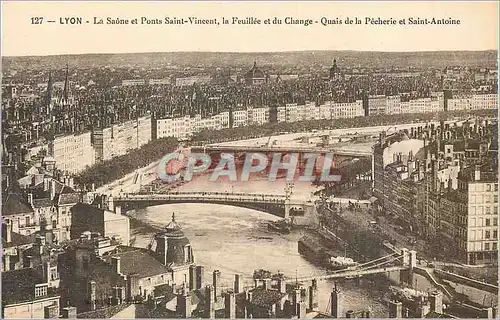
385 95 402 115
2 265 61 319
331 101 364 119
93 115 152 162
318 102 332 120
472 94 498 110
121 79 146 86
156 115 193 140
368 95 387 116
70 202 130 246
137 114 152 148
447 93 497 111
148 78 171 85
175 75 211 87
303 102 319 121
248 107 268 125
51 131 95 174
374 119 497 264
440 166 498 264
232 109 248 128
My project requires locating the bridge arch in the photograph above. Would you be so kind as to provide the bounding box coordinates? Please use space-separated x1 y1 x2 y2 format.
115 198 290 218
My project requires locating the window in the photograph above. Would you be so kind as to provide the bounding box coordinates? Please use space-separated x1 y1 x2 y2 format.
485 231 490 239
484 243 490 251
25 216 30 226
494 231 498 239
34 285 47 298
486 219 491 226
494 243 498 250
487 184 492 191
494 218 498 226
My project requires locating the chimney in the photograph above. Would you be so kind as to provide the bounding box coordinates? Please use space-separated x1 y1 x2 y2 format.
195 266 204 290
35 235 46 254
4 221 12 243
204 285 215 319
111 257 121 274
177 291 192 318
389 300 403 318
224 292 236 319
4 254 11 271
234 274 242 293
297 301 306 319
189 265 197 291
88 281 97 311
44 177 50 191
43 261 51 282
115 205 122 215
27 193 34 205
61 307 77 319
263 278 271 290
429 291 443 314
432 160 440 191
50 179 56 201
292 287 301 316
277 277 286 294
474 165 481 181
308 279 318 311
330 285 342 318
246 290 253 302
213 270 221 301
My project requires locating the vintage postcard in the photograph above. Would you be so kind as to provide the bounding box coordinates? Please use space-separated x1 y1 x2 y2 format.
1 1 498 319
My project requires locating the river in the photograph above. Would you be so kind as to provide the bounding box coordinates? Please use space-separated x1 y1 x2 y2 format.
131 201 391 316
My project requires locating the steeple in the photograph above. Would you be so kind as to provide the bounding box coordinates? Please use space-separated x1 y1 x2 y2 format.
62 63 69 105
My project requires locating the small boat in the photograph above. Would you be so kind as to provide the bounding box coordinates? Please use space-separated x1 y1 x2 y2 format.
268 219 292 234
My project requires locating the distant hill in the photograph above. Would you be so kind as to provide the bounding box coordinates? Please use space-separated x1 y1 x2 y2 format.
2 50 498 72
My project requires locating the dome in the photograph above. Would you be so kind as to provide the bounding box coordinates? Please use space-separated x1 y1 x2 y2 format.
245 62 265 79
154 213 194 267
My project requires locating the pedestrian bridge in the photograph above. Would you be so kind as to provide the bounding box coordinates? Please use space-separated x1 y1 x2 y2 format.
111 191 316 219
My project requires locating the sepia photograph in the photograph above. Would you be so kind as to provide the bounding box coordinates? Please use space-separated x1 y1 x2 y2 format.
1 1 499 319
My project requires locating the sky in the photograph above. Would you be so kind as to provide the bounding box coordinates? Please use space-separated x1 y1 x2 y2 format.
1 1 498 57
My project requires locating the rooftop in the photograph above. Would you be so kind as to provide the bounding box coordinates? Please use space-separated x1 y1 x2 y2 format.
2 193 34 216
104 246 172 278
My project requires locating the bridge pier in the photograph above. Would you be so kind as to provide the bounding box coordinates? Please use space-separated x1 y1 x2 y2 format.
399 249 417 287
285 202 319 226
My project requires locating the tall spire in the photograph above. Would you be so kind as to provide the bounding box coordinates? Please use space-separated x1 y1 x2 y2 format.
62 63 69 105
47 70 53 111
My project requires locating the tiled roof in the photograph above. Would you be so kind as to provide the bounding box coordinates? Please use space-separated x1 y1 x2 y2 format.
1 266 52 305
77 303 134 318
32 198 53 208
2 231 33 248
58 192 80 205
104 246 171 278
249 287 287 308
2 193 34 216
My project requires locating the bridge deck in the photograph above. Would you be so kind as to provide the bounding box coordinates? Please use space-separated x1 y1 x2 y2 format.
114 192 309 205
290 266 406 283
193 145 373 157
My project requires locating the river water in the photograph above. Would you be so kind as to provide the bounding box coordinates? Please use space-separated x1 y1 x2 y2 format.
132 200 391 316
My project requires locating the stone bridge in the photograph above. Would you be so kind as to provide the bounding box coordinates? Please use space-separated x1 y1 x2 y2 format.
108 191 318 223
